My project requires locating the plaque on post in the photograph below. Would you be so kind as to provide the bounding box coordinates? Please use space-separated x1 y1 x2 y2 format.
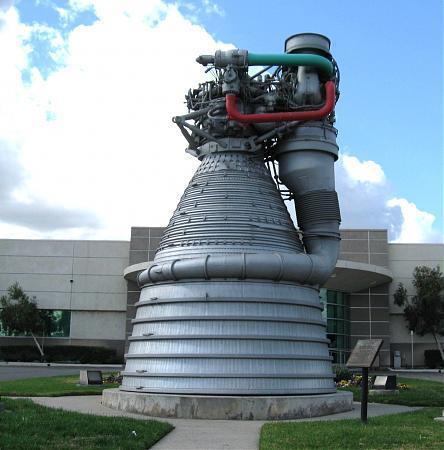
347 339 383 423
347 339 384 368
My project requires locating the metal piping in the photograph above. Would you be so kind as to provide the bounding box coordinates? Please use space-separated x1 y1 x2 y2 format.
139 251 319 286
197 50 334 77
248 53 333 76
225 81 335 123
276 147 341 285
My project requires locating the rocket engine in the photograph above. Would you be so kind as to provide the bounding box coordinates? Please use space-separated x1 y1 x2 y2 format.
121 33 341 395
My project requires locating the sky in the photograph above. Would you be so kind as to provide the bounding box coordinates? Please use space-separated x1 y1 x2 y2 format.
0 0 442 243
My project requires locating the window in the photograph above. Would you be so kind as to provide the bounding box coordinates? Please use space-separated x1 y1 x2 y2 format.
0 310 71 337
320 289 351 364
40 310 71 337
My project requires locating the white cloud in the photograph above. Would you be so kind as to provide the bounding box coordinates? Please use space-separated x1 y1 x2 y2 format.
202 0 225 17
386 198 440 243
0 2 441 244
0 1 232 240
341 154 385 184
335 153 442 243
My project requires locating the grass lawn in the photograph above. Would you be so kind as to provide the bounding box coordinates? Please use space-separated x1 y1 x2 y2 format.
0 374 118 397
0 398 173 450
339 377 444 407
260 408 444 450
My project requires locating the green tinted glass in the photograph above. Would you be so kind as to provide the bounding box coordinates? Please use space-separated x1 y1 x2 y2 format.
325 290 351 358
0 309 70 337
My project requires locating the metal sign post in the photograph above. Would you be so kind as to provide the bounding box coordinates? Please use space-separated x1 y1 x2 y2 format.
361 367 369 422
347 339 384 423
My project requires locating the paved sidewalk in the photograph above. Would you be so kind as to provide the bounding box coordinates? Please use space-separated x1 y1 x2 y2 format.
23 395 420 450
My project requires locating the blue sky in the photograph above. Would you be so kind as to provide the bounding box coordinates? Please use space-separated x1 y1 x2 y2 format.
1 0 442 242
181 0 444 234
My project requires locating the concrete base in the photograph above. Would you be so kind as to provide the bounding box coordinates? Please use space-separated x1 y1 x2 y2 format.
102 389 353 420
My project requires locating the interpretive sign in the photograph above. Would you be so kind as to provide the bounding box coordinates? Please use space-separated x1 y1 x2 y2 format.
346 339 384 423
346 339 383 368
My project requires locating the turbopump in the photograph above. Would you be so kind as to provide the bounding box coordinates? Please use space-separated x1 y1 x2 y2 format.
121 33 342 396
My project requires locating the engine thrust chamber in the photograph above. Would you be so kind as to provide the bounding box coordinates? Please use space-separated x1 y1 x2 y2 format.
110 33 354 417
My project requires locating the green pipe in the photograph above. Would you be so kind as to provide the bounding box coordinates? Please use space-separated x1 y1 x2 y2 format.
247 53 333 77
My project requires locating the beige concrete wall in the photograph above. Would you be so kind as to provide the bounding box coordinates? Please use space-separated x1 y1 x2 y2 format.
388 243 444 366
125 227 164 352
339 229 388 267
0 239 129 350
70 311 126 340
388 244 444 300
339 230 391 366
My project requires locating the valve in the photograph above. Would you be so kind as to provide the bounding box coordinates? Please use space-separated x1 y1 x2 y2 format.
222 66 240 94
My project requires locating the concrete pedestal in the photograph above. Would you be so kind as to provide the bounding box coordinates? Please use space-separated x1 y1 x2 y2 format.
102 389 353 420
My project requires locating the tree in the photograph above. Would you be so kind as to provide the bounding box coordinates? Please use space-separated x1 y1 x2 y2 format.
393 265 444 360
0 282 45 358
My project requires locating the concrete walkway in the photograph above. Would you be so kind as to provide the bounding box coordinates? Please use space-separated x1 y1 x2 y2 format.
24 395 420 450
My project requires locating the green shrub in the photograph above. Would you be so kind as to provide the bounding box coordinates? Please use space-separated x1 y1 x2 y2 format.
0 345 122 364
424 349 443 369
333 365 352 382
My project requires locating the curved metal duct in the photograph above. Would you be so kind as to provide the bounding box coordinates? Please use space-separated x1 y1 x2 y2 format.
121 33 341 395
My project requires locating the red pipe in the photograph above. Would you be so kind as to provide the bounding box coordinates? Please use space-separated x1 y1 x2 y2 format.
226 81 336 123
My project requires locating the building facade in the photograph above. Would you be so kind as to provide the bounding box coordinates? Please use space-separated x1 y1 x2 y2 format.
388 243 444 366
0 239 129 356
0 229 443 366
